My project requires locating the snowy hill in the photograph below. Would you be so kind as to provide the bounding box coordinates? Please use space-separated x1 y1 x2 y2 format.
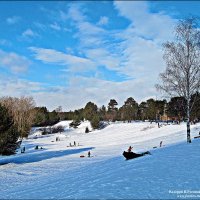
0 121 200 199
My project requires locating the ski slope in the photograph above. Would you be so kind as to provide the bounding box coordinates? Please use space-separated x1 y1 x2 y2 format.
0 121 200 199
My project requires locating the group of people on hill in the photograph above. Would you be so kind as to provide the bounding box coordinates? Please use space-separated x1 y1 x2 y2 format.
69 141 79 147
21 146 25 153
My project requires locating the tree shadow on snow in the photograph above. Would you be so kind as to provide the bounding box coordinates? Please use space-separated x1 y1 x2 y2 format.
0 147 94 165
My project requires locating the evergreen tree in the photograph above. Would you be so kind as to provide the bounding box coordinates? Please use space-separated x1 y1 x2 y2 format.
48 110 60 125
83 102 100 129
123 97 138 121
190 92 200 121
33 107 49 126
0 104 19 155
99 105 106 121
107 99 118 121
155 100 166 121
84 102 98 121
168 97 186 121
108 99 118 111
73 109 84 121
146 99 157 120
138 102 148 120
91 115 100 129
145 99 166 121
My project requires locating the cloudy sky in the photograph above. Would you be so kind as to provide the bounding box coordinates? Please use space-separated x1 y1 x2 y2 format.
0 1 199 111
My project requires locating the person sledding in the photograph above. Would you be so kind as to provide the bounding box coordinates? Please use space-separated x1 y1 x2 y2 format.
123 146 151 160
128 146 133 152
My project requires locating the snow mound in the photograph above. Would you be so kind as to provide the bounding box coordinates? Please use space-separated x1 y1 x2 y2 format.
76 120 92 133
53 120 73 129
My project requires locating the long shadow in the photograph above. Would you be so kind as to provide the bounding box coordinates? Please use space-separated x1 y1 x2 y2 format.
0 147 94 165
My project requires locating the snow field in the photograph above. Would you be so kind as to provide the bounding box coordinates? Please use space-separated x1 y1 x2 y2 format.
0 121 200 199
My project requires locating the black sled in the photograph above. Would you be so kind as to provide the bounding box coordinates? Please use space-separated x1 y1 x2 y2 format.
123 151 151 160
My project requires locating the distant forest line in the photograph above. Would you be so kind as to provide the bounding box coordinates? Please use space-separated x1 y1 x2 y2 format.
33 93 200 128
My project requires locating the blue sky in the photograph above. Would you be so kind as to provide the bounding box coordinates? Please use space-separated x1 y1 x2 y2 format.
0 1 199 111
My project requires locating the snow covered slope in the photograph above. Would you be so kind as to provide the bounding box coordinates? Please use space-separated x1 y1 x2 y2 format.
0 121 200 199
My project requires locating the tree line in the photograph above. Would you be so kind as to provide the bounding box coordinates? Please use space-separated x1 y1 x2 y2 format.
33 93 200 129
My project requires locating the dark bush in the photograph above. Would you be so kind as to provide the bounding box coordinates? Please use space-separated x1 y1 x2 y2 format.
85 127 89 133
69 120 81 128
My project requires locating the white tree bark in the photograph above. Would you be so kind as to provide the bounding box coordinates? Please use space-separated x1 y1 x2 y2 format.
156 17 200 143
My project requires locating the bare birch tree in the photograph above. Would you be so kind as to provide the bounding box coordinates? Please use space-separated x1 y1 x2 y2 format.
156 17 200 143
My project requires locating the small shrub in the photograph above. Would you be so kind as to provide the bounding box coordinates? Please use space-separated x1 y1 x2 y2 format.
69 120 81 128
51 125 64 133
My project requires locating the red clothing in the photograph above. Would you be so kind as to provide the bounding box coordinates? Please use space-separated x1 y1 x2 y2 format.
128 146 133 152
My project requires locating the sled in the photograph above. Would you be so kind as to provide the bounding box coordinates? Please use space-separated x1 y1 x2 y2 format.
80 155 85 158
123 151 151 160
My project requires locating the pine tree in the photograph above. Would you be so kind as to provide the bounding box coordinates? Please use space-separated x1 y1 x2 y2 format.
84 102 98 121
123 97 139 121
107 99 118 121
91 115 100 129
0 104 19 155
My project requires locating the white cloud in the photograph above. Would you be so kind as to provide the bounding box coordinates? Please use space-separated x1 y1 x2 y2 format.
29 47 96 72
68 4 106 47
97 16 109 26
22 29 38 38
59 10 68 21
107 1 177 85
114 1 176 42
6 16 21 25
67 5 121 72
0 78 42 96
85 48 121 72
50 23 61 31
68 4 86 22
34 22 46 31
0 49 31 73
0 39 11 46
0 73 162 111
117 36 165 80
43 76 160 110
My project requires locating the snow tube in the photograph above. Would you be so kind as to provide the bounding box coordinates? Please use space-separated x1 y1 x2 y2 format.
123 151 150 160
